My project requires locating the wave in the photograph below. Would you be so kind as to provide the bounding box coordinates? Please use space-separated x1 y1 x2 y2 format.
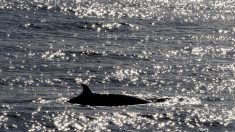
1 0 235 21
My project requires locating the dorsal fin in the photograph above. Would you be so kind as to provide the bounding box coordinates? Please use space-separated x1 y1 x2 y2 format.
81 84 92 95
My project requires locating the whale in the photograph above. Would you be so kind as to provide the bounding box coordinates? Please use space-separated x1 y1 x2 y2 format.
68 84 151 106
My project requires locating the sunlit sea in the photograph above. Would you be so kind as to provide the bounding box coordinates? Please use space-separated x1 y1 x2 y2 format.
0 0 235 131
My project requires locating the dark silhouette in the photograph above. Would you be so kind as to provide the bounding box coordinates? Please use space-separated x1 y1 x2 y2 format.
68 84 150 106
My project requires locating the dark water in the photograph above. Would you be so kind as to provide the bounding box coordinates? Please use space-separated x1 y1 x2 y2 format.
0 0 235 131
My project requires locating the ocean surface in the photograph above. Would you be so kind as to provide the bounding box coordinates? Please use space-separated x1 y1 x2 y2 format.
0 0 235 131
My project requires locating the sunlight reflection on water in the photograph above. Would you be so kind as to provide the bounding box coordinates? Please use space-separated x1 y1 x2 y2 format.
0 0 235 131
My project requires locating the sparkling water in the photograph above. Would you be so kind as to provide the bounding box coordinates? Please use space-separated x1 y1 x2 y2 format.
0 0 235 131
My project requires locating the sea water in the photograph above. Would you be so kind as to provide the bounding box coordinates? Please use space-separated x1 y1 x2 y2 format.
0 0 235 131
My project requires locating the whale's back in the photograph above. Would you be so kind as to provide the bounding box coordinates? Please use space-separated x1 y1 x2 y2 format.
68 84 150 106
82 93 149 106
